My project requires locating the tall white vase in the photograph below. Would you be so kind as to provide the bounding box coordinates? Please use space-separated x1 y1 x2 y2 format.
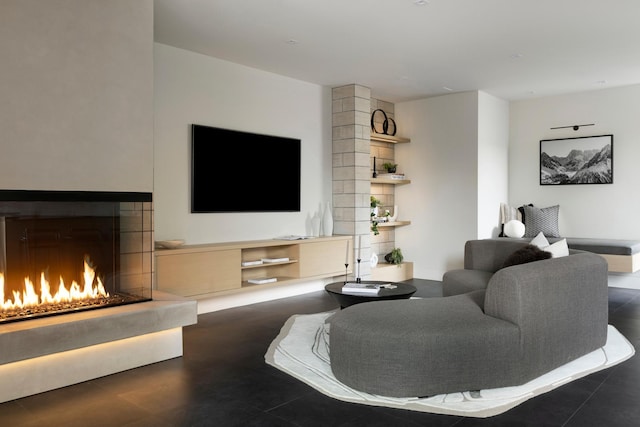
311 213 321 237
389 205 399 222
323 202 333 236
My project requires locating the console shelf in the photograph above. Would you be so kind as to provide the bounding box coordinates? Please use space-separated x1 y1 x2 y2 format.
155 236 353 298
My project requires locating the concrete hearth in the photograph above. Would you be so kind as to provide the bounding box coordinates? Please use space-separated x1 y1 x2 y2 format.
0 291 197 403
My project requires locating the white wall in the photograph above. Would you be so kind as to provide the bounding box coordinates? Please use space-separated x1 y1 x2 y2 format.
509 85 640 240
0 0 154 192
394 92 482 280
154 43 332 244
477 92 510 239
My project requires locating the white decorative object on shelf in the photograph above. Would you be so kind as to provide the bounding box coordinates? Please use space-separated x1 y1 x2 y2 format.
389 205 399 222
370 252 379 268
311 213 321 237
323 202 333 236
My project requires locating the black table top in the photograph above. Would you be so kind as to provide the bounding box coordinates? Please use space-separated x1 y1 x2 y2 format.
324 281 417 308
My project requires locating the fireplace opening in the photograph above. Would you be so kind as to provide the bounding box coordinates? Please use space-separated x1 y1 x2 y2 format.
0 190 153 324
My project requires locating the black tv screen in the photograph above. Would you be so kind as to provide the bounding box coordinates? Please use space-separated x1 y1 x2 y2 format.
191 124 301 213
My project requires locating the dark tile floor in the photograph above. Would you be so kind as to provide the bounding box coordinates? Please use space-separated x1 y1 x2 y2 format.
0 279 639 426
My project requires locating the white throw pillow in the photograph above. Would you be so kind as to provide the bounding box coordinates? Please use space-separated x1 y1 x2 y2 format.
504 220 525 238
530 232 550 249
543 239 569 258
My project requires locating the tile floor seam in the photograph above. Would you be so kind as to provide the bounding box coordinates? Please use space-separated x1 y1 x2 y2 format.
560 379 607 427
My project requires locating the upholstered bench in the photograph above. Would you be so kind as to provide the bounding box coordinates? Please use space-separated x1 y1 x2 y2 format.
499 204 640 273
563 238 640 273
497 237 640 273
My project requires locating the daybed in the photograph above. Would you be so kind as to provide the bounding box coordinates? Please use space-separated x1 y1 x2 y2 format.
328 239 609 398
518 237 640 273
499 203 640 272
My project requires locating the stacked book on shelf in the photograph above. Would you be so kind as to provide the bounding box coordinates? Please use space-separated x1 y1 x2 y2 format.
274 235 315 240
241 260 263 267
376 173 406 180
242 257 290 266
261 257 290 263
247 277 278 284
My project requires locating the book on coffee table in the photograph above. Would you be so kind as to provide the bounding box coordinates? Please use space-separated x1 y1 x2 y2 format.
342 282 380 294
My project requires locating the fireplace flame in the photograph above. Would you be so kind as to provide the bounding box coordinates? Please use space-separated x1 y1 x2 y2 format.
0 259 109 310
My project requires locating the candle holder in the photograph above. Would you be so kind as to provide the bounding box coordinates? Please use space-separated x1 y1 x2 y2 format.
344 263 349 284
356 258 361 283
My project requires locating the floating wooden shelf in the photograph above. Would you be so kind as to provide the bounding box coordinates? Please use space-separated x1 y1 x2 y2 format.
370 133 411 144
371 177 411 185
376 220 411 228
241 259 298 269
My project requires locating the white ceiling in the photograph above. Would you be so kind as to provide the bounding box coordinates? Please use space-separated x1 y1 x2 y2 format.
154 0 640 102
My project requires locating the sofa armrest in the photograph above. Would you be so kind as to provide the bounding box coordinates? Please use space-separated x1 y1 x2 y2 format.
484 252 609 376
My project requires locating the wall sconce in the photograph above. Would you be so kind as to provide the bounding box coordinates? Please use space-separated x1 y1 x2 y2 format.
550 123 595 131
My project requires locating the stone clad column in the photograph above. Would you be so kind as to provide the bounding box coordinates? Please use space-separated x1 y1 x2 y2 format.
332 84 372 279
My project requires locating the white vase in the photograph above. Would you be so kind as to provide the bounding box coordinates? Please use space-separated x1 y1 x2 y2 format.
389 205 399 222
311 214 321 237
323 202 333 236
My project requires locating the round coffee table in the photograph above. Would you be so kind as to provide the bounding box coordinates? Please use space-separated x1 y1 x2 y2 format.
325 281 417 309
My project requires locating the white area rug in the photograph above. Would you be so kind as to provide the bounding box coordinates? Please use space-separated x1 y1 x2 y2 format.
265 311 635 418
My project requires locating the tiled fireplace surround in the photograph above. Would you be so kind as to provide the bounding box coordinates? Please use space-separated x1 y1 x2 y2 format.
0 192 197 403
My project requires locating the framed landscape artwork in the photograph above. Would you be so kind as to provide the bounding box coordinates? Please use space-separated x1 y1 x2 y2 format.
540 134 613 185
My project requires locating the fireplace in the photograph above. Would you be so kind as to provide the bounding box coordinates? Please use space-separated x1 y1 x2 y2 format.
0 190 153 324
0 191 196 404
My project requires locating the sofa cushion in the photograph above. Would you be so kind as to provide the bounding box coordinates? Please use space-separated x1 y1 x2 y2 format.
543 238 569 258
530 232 550 248
523 205 560 238
329 291 522 397
563 238 640 256
504 220 525 238
502 244 552 269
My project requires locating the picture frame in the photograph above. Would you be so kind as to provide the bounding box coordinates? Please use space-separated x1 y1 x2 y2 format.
540 134 613 185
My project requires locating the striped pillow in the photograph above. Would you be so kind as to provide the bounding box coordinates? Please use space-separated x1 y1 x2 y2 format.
523 205 560 238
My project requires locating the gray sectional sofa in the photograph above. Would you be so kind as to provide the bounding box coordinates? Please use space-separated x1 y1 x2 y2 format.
328 239 609 398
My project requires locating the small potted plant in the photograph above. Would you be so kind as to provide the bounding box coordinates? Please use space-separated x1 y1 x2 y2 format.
383 162 397 173
384 247 404 265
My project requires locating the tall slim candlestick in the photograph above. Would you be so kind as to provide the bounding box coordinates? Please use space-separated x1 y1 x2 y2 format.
344 240 350 283
345 240 349 265
357 235 361 260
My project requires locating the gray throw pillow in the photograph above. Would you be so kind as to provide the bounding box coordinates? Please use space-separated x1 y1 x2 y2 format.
523 205 560 238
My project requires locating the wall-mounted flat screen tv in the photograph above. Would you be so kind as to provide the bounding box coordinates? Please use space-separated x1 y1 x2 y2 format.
191 124 301 213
